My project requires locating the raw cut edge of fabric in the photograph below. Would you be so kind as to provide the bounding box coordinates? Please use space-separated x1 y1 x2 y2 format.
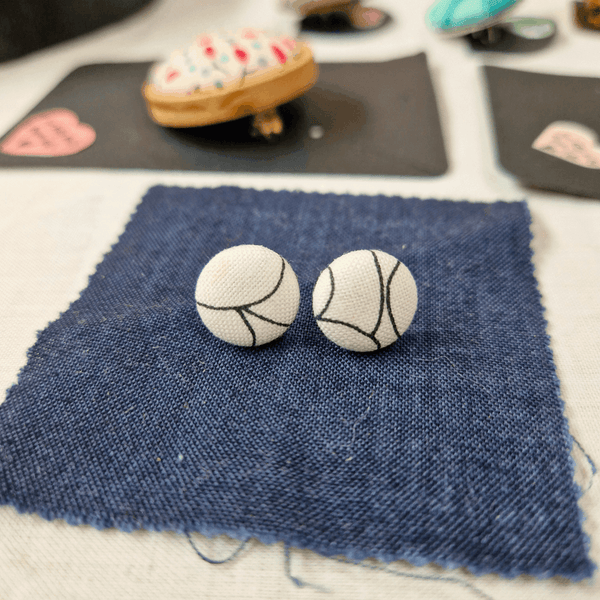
4 494 596 581
517 204 596 581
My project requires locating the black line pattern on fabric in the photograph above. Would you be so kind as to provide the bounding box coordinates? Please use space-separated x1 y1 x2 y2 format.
318 317 381 350
371 250 385 338
197 256 287 311
316 267 335 319
316 251 398 350
186 532 249 565
236 309 256 347
244 307 291 327
197 256 293 346
386 260 402 338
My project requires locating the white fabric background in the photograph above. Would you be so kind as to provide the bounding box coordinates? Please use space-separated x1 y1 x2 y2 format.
1 1 599 598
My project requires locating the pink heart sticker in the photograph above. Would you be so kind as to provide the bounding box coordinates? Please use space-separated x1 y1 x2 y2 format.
532 121 600 169
0 109 96 157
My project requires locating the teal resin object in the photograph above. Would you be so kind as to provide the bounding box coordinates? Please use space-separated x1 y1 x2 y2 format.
426 0 521 35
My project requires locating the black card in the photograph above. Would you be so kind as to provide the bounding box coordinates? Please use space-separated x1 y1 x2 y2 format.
0 53 447 176
485 65 600 199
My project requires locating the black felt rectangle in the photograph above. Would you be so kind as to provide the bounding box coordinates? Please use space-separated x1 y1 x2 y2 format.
0 53 447 176
484 65 600 199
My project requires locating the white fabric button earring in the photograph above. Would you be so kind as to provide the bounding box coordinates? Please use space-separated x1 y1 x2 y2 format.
195 245 300 347
313 249 418 352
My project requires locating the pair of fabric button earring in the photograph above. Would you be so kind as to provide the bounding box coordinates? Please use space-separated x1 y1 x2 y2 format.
195 244 418 352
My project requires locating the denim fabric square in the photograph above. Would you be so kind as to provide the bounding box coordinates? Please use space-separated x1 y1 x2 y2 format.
0 186 593 580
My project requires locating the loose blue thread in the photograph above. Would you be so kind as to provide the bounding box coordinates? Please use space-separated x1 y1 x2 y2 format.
187 534 495 598
285 544 330 593
186 532 249 564
330 556 495 600
572 436 597 493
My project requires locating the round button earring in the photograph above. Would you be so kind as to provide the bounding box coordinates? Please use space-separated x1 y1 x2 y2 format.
313 249 418 352
195 245 300 347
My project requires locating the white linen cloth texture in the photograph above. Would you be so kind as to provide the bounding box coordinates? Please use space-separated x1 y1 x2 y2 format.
195 244 300 347
313 249 418 352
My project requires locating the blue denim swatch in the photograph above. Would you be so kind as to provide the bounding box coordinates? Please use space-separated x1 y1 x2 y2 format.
0 186 593 580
